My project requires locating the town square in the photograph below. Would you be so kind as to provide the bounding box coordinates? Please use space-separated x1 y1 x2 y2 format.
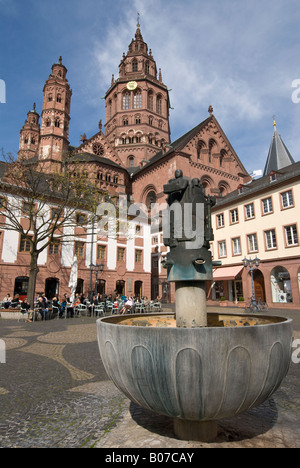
0 0 300 451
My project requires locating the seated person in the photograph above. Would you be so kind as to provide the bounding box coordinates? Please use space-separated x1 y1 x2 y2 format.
51 297 60 317
88 295 98 315
10 294 20 308
21 298 33 322
59 298 67 318
3 294 11 309
120 297 133 315
73 294 81 307
37 296 49 320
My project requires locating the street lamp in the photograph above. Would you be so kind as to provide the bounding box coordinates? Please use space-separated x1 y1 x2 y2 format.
90 263 104 296
242 256 260 311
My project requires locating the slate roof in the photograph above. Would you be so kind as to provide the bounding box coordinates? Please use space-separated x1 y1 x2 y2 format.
263 123 295 176
215 160 300 208
66 152 124 170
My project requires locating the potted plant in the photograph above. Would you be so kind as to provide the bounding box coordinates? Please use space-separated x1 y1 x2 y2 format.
237 296 246 308
219 296 228 306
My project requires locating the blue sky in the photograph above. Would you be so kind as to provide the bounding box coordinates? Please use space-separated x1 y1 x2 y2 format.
0 0 300 174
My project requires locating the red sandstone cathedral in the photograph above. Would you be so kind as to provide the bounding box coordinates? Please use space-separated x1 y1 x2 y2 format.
15 21 250 301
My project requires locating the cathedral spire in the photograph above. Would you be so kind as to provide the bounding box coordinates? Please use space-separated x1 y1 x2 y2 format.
263 118 295 176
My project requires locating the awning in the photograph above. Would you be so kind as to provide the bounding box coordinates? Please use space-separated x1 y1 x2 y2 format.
213 265 243 281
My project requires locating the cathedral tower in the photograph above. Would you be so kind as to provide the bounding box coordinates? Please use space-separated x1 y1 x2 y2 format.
18 103 40 161
39 57 72 171
104 21 171 168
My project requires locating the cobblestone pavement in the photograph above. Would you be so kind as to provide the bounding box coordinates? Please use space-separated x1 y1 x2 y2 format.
0 309 300 448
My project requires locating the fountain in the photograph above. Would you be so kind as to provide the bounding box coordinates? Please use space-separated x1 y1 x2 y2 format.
97 170 293 442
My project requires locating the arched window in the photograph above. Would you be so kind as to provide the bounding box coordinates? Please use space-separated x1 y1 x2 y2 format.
220 149 227 167
132 59 138 72
145 61 150 74
133 89 142 109
208 139 217 163
122 91 131 110
218 181 230 197
45 118 51 127
54 118 60 128
56 93 62 103
197 140 206 160
146 190 157 209
108 99 112 119
156 95 162 115
147 91 153 111
128 155 135 167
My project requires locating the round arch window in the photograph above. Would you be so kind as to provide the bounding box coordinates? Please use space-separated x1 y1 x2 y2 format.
146 190 157 209
93 143 104 156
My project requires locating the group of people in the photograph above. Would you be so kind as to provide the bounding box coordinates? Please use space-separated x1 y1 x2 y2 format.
3 293 21 309
2 290 162 321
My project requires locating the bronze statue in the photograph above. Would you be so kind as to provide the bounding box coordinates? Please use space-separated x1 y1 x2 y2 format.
163 170 216 282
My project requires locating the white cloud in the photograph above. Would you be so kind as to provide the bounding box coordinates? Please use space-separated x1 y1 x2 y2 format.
72 0 300 169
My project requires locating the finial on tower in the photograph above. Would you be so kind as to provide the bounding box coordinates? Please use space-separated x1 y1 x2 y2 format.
273 114 277 129
59 56 62 65
137 11 140 28
208 105 214 116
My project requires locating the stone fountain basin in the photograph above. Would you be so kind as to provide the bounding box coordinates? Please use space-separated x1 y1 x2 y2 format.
97 313 293 422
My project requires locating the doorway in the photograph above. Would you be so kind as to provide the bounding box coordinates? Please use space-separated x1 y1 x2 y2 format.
253 269 266 302
45 278 59 300
134 281 143 298
116 280 125 296
14 276 29 301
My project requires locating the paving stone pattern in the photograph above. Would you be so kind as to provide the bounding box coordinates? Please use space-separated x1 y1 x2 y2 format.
0 312 300 448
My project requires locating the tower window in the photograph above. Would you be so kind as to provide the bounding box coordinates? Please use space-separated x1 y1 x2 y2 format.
56 94 62 103
128 156 135 167
122 92 131 110
133 90 142 109
54 118 60 128
132 60 138 72
156 95 162 115
147 91 153 111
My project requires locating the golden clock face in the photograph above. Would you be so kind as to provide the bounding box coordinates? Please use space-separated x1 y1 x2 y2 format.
127 81 138 91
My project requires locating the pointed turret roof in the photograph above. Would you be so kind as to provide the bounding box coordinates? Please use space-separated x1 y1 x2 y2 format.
263 119 295 176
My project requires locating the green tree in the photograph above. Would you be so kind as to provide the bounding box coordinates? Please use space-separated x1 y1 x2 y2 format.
0 153 100 307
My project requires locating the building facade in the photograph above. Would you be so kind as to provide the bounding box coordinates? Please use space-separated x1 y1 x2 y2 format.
210 124 300 309
1 22 298 308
